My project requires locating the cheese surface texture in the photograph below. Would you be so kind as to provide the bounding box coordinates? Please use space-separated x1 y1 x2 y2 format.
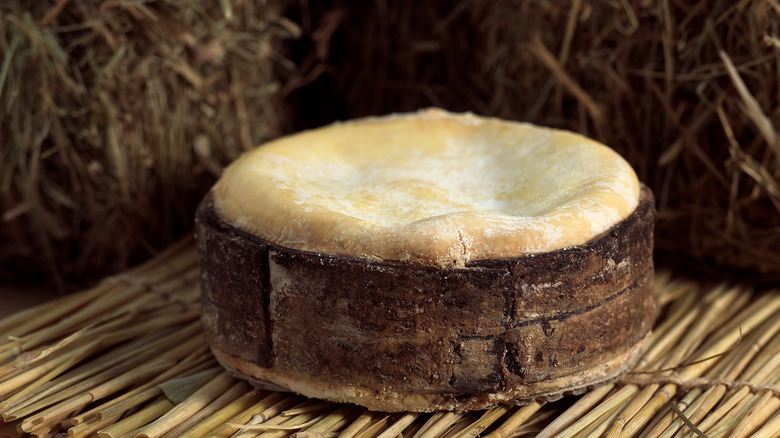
214 109 640 267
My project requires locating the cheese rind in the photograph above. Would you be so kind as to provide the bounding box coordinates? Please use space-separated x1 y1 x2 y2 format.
214 108 640 266
211 339 646 412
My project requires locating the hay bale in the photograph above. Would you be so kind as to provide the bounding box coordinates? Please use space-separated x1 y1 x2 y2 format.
295 0 780 279
0 0 299 287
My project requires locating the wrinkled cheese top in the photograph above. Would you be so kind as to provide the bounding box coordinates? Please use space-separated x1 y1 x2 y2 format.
214 108 640 267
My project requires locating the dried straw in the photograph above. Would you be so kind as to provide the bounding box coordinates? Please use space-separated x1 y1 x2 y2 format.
0 0 299 287
0 239 780 437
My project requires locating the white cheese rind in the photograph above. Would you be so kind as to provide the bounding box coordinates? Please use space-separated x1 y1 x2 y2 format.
214 108 640 267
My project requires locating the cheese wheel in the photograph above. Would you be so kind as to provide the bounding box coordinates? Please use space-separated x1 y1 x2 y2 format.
196 109 655 412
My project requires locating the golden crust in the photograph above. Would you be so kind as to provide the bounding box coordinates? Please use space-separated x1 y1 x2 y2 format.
213 108 640 267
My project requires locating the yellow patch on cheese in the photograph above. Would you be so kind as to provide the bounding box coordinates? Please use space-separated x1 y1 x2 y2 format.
214 108 640 267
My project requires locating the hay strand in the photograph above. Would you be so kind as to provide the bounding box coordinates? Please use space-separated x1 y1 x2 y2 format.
172 389 266 437
97 399 175 438
135 372 236 438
